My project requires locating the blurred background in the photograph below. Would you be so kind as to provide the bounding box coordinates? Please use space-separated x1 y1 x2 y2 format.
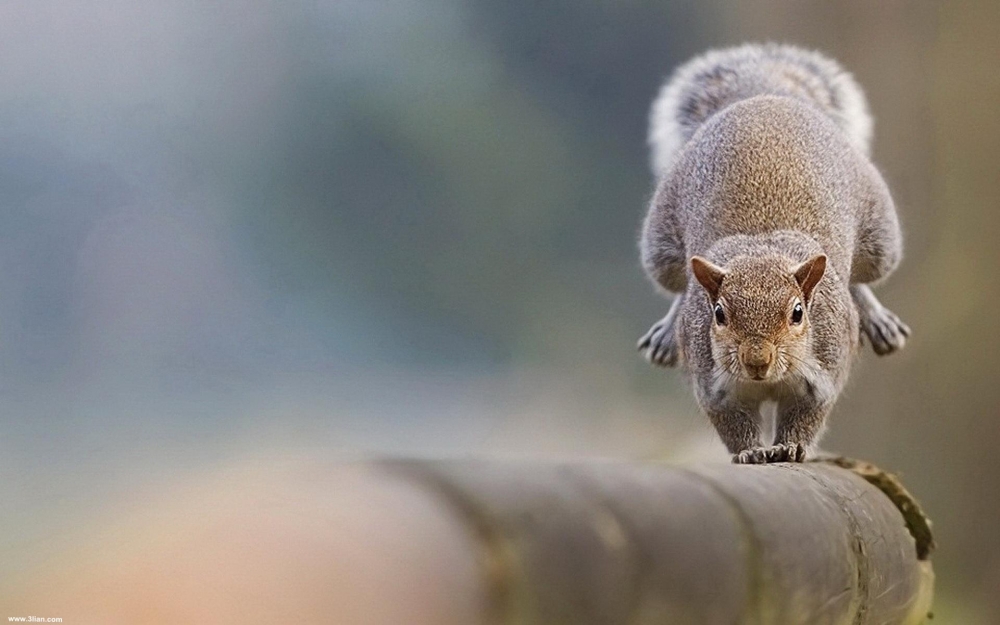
1 0 997 621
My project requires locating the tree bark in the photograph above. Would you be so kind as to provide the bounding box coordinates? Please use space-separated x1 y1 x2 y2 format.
369 458 934 625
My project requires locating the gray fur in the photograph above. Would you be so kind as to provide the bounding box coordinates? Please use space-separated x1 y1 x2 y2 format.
649 42 872 173
637 44 908 463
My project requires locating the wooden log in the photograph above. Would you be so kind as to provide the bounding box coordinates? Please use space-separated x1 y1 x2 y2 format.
370 459 935 625
10 458 932 624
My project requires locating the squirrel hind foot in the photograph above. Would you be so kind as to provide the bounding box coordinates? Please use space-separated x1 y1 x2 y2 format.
860 304 911 356
638 317 680 368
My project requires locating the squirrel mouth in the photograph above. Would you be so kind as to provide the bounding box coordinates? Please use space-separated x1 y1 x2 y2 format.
742 367 777 382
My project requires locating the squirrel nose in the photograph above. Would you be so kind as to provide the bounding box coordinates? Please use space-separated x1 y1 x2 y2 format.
739 342 775 379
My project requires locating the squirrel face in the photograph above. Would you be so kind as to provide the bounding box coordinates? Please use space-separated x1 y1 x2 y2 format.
691 253 826 382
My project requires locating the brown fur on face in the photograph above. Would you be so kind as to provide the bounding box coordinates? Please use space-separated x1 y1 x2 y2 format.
694 253 820 382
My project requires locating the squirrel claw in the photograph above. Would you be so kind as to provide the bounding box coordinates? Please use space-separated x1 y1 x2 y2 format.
860 305 910 356
638 319 679 368
733 448 768 464
764 443 807 463
733 443 806 464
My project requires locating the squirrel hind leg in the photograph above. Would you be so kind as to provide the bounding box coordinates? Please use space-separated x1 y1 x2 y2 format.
638 295 683 367
851 285 911 356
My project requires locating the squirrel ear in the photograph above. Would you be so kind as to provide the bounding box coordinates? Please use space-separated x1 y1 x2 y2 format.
691 256 726 299
793 254 827 301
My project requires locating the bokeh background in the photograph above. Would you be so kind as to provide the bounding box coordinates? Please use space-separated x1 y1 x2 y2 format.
1 0 997 621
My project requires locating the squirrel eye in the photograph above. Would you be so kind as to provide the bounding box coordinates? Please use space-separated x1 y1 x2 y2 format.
714 303 726 325
791 302 804 325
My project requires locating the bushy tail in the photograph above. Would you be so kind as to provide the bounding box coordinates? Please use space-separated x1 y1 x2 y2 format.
649 43 872 173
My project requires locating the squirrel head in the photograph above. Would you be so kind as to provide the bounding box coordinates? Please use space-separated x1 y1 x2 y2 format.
691 253 826 382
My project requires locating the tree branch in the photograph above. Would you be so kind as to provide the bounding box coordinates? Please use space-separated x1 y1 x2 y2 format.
376 458 934 625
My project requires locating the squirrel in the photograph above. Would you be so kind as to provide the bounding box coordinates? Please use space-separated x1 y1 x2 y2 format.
636 43 910 464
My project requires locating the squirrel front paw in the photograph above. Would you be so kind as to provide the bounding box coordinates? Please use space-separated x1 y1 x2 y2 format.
764 443 807 463
733 443 806 464
733 448 769 464
859 304 911 356
638 318 679 367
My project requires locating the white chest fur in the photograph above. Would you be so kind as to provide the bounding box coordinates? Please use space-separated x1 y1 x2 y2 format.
712 365 833 408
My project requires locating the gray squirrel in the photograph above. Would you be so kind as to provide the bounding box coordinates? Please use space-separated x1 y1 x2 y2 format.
636 44 910 464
